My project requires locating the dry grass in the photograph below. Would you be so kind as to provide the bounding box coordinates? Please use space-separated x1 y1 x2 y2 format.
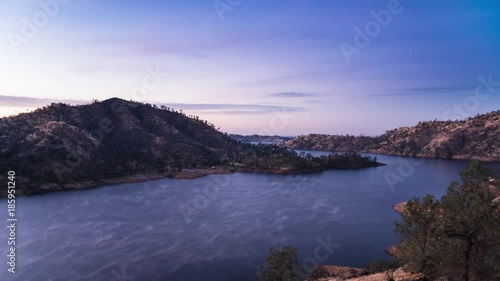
309 267 423 281
348 268 423 281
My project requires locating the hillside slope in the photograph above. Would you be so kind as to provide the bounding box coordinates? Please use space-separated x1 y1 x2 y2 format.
284 111 500 161
0 98 382 195
230 134 293 143
0 98 244 194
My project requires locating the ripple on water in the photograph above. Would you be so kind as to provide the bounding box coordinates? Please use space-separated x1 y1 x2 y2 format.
0 155 494 281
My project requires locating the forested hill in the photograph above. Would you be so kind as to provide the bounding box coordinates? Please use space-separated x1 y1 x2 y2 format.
229 134 292 143
284 111 500 161
0 98 241 193
0 98 381 195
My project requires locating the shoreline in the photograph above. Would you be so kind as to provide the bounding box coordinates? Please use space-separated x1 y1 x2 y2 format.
289 148 500 162
0 168 232 197
0 163 385 197
307 266 423 281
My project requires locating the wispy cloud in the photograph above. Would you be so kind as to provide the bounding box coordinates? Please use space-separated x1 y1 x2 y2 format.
366 93 436 97
159 102 306 115
0 95 87 107
73 37 210 62
0 95 306 116
367 84 473 97
238 71 332 87
268 92 317 98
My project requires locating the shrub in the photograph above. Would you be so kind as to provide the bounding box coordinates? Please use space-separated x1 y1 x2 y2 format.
256 246 304 281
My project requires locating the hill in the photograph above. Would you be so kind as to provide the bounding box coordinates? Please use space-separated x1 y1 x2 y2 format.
229 134 293 143
0 98 381 196
284 111 500 161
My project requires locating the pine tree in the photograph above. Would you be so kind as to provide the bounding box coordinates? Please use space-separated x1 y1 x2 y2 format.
394 162 500 280
394 195 440 275
438 162 499 281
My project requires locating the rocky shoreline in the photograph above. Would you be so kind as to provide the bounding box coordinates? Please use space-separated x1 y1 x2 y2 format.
283 111 500 162
362 150 500 162
292 147 500 162
307 265 423 281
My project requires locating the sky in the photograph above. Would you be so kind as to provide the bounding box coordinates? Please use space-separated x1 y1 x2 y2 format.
0 0 499 135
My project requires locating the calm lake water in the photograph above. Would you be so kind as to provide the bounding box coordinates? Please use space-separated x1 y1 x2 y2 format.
1 152 499 281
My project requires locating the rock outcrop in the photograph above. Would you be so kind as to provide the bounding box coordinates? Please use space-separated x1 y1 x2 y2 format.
284 111 500 161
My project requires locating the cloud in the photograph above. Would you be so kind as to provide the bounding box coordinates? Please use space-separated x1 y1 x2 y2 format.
238 71 332 87
159 102 306 115
0 95 306 115
367 84 473 97
366 93 435 97
268 92 317 98
0 95 87 107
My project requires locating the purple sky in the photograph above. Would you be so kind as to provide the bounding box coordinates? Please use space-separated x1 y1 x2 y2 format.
1 0 499 135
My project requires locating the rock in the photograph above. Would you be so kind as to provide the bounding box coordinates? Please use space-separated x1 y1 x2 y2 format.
308 265 369 280
385 246 397 257
392 202 407 214
284 111 500 161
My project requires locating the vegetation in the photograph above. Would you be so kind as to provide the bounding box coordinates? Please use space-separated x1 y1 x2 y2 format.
0 98 382 196
230 134 292 143
284 111 500 161
239 146 383 174
256 246 304 281
365 259 399 273
255 163 498 281
394 162 500 281
393 195 440 275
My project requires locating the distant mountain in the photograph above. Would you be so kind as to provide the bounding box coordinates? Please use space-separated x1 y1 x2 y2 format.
0 98 381 196
284 111 500 161
230 134 293 143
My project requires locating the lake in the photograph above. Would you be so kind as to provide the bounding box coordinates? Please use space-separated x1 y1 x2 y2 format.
1 152 498 281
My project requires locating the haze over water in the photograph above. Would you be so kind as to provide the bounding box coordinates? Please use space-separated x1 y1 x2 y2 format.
2 152 497 281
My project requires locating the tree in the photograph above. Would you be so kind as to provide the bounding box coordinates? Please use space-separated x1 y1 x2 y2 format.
394 162 500 281
394 195 440 275
256 246 304 281
438 162 499 281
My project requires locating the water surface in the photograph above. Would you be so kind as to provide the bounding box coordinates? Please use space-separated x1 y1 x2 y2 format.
1 152 498 281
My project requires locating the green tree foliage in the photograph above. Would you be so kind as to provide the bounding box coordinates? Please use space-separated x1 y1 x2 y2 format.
394 162 500 281
394 195 440 275
256 246 304 281
437 162 499 281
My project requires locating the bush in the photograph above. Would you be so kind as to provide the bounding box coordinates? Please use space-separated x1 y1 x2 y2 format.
256 246 304 281
366 259 399 273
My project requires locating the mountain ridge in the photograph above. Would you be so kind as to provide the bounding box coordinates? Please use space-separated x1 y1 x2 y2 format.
284 111 500 161
0 98 381 196
229 134 293 143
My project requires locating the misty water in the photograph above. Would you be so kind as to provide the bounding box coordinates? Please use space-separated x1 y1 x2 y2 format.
1 152 499 281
